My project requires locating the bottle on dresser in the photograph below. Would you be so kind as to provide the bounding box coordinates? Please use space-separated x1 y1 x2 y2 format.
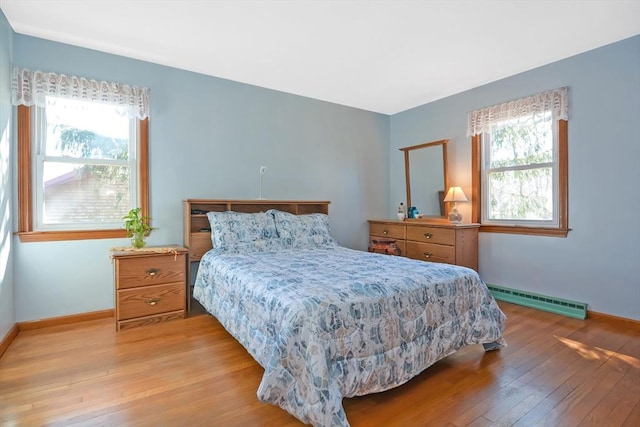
397 202 405 220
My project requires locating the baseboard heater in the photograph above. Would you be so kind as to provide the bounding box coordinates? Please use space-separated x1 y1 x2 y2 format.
486 284 587 320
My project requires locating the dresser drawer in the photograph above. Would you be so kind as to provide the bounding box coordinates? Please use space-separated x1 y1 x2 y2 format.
116 254 186 289
369 223 405 239
369 238 406 256
406 226 455 245
406 241 455 264
117 282 185 320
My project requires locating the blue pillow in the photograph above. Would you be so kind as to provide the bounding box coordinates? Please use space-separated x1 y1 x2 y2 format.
269 210 338 248
207 211 278 248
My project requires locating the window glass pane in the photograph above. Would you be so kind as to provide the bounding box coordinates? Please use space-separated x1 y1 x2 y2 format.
42 161 130 225
488 111 552 168
44 96 130 160
487 167 553 221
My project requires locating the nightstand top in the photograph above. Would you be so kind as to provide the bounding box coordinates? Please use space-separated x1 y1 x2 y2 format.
110 245 188 259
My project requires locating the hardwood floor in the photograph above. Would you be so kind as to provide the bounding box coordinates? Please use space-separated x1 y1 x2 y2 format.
1 302 638 426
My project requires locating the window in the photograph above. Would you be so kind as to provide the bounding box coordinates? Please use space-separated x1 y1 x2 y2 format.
13 68 150 242
35 96 137 230
469 88 569 237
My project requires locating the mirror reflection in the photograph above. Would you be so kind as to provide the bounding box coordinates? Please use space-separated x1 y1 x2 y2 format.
400 139 449 218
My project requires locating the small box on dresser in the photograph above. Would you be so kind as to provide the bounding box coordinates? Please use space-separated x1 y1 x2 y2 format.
111 246 189 331
368 219 479 271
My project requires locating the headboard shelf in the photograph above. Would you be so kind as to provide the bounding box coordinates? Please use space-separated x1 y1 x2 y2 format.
183 199 331 262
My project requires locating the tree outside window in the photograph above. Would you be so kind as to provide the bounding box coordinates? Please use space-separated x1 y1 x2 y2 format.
483 112 556 225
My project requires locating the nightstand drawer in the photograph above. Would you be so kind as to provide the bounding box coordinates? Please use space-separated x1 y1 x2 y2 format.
116 254 186 289
118 311 186 331
406 226 455 245
117 282 185 320
369 223 405 239
406 241 455 264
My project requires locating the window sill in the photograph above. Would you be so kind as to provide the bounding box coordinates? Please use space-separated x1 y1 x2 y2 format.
479 225 570 238
17 229 127 243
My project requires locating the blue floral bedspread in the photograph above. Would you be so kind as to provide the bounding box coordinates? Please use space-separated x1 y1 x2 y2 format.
193 244 506 426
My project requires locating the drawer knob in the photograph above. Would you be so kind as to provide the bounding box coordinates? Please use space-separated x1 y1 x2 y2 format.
147 268 160 276
145 298 160 306
423 252 432 259
424 233 433 239
383 230 389 235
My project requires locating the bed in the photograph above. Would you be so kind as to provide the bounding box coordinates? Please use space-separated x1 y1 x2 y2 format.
190 202 506 426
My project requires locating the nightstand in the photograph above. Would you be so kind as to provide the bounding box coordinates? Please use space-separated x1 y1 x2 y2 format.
111 246 188 331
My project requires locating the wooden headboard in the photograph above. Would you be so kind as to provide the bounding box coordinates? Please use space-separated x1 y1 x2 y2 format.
183 199 330 262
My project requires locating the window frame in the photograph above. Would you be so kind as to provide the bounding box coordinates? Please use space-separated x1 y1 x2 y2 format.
17 105 149 242
471 119 569 237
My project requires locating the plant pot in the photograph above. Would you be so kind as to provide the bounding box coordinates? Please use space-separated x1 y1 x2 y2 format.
131 233 147 249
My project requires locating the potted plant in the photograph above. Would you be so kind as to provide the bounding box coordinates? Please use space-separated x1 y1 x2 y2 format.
123 207 152 249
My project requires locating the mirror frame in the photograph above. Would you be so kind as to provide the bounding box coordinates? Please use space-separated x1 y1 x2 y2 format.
399 139 449 218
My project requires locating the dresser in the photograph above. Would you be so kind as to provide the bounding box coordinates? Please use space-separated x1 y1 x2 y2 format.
368 219 479 271
111 246 189 331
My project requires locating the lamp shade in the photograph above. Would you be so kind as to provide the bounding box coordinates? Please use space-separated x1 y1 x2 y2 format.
443 186 468 203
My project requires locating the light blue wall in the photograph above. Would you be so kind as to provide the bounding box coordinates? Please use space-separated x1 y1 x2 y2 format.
0 9 15 342
11 35 390 322
391 36 640 320
6 29 639 323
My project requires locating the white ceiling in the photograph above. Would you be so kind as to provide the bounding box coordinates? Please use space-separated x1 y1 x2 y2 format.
1 0 639 114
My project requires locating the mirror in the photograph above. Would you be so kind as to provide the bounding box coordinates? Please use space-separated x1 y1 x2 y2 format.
399 139 449 218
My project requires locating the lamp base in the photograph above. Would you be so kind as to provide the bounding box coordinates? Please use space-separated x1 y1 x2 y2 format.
447 206 462 223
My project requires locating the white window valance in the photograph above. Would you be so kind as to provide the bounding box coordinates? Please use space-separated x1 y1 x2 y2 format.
11 67 150 120
467 87 568 137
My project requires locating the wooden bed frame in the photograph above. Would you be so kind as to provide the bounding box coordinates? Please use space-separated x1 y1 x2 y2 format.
183 199 331 262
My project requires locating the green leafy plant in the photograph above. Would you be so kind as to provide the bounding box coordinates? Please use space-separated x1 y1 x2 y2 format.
123 208 152 248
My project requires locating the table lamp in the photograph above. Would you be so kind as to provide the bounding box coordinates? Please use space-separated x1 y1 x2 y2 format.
443 186 468 223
